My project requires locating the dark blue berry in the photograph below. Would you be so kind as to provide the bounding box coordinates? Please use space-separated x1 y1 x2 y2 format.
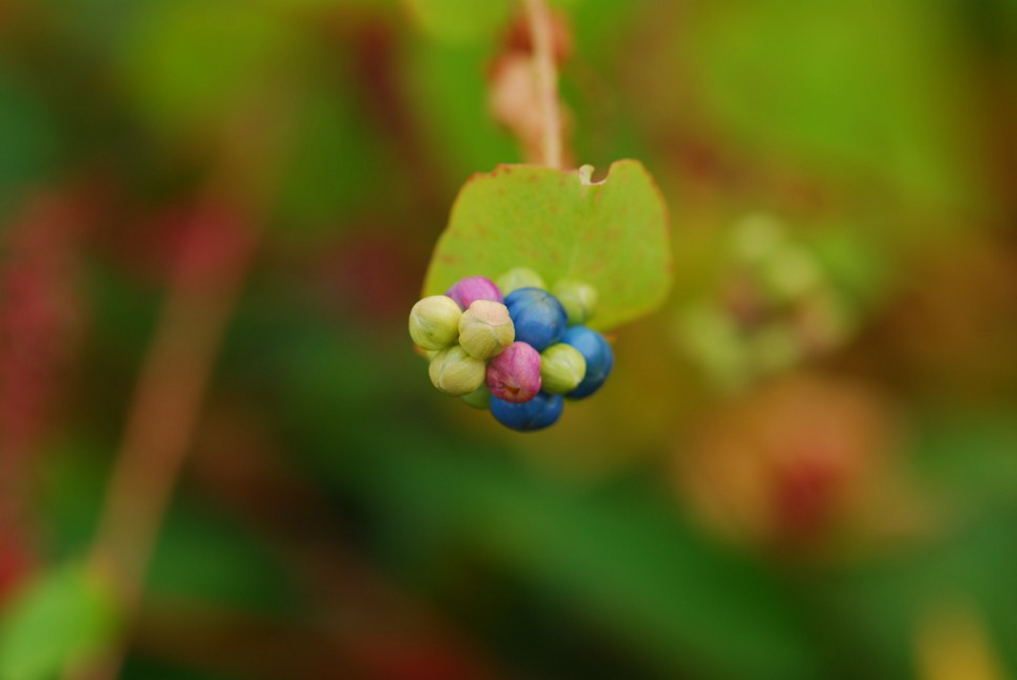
490 391 564 431
503 287 567 351
561 326 613 399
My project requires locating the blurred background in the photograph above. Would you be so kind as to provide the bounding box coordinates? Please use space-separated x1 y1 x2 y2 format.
1 0 1016 678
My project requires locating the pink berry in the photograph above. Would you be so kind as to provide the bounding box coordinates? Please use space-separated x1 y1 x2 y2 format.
446 276 502 310
486 341 542 403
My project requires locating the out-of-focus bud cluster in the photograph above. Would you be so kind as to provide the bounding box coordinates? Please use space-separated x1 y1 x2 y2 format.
408 269 613 431
674 374 923 558
676 214 876 392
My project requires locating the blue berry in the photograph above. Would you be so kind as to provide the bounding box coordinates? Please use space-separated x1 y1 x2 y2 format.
490 391 564 431
561 326 613 398
503 287 567 351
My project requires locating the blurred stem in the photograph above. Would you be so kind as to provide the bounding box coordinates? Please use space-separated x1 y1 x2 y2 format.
80 201 257 679
72 98 290 680
524 0 562 169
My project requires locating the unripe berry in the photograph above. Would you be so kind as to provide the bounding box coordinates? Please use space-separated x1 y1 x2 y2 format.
503 287 567 351
458 300 514 359
446 276 502 310
409 295 462 350
561 326 613 399
428 346 486 396
497 267 546 296
486 341 541 403
490 392 564 431
462 386 491 410
552 278 598 325
539 343 586 394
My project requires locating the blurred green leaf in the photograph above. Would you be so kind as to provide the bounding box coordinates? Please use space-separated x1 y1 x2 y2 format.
0 564 118 680
121 0 302 134
679 0 980 210
349 444 820 678
424 160 672 330
0 76 59 218
404 0 511 43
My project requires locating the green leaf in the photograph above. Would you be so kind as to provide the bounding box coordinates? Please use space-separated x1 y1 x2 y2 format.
404 0 512 44
351 445 819 678
0 564 118 680
121 0 302 134
424 161 672 330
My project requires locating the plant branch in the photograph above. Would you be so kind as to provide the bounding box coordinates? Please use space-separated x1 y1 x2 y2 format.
524 0 562 169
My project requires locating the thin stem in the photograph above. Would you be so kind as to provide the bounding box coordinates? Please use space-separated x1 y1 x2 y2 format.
78 202 257 679
524 0 562 169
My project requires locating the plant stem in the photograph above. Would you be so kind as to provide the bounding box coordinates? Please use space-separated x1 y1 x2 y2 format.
524 0 562 169
75 200 257 680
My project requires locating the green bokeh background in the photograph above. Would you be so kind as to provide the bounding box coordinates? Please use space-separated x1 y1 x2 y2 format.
1 0 1016 678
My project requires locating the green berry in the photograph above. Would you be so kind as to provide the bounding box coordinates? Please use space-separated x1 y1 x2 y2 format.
552 279 598 325
497 267 546 295
540 343 586 394
462 386 492 410
458 300 514 359
428 346 486 396
409 295 462 350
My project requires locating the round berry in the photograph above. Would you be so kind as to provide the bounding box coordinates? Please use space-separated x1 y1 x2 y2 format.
503 287 567 351
552 278 598 325
490 392 564 431
428 346 486 396
539 343 586 394
446 276 502 310
462 386 492 410
458 300 514 359
497 267 546 296
408 295 462 350
486 341 541 403
561 326 613 399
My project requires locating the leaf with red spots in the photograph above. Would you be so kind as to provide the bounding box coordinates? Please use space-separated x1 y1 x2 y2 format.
423 160 672 330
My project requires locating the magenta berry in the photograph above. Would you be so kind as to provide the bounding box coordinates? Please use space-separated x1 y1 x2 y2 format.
486 341 541 403
446 276 503 310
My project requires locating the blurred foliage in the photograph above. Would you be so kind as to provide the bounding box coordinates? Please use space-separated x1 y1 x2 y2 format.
0 564 118 680
0 0 1015 678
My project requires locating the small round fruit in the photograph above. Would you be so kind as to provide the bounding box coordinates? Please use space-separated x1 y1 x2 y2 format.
490 392 564 432
552 278 598 325
486 341 541 403
409 295 462 350
428 346 486 396
497 267 546 295
561 326 613 398
503 287 567 351
539 343 586 394
458 300 514 359
446 276 502 310
462 386 492 410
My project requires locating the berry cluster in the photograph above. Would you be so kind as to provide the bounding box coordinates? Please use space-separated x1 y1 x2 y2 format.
408 268 613 431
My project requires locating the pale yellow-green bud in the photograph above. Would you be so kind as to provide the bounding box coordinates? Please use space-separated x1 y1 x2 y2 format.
552 279 598 325
497 267 546 295
409 295 461 350
461 386 491 410
458 300 514 359
428 346 486 396
539 343 586 394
